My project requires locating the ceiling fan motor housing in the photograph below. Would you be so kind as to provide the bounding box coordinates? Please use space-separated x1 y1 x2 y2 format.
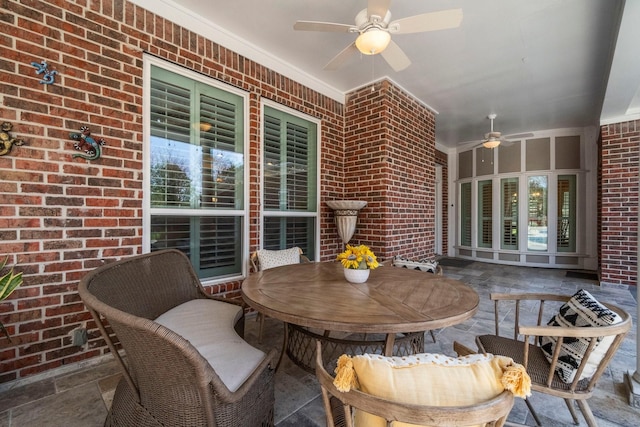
355 8 392 31
485 131 501 140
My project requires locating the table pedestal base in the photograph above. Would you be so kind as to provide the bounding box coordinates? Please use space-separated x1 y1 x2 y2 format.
285 323 425 373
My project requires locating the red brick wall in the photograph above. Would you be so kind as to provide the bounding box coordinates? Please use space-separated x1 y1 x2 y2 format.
600 119 639 286
344 81 437 260
0 0 346 383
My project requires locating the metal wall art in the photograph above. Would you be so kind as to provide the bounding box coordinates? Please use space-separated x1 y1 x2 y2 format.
70 126 105 160
31 60 58 85
0 122 25 156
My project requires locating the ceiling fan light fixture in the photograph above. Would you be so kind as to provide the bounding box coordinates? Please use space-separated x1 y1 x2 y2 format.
482 139 501 149
355 29 391 55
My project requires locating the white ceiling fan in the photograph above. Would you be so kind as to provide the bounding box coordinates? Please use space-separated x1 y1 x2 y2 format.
480 114 533 149
293 0 463 72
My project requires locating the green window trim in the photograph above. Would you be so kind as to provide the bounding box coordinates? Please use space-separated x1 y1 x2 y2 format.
261 104 318 259
147 61 247 279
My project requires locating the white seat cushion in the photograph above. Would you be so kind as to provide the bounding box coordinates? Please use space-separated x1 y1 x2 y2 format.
154 299 266 392
256 247 301 270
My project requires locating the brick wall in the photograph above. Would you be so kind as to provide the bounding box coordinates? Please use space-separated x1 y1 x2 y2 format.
599 119 639 286
344 80 437 260
0 0 347 383
0 0 441 384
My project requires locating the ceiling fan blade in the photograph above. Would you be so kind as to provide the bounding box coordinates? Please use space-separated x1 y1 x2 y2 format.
389 9 463 34
380 40 411 72
504 132 534 140
368 0 391 20
294 21 354 33
323 43 358 71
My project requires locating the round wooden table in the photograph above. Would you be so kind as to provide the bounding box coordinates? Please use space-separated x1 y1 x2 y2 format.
242 261 479 372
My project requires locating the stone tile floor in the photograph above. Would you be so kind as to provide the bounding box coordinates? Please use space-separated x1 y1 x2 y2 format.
0 260 638 426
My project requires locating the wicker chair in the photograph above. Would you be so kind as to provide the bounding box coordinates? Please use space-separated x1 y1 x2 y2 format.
315 341 515 427
78 249 277 427
249 247 310 342
475 293 632 427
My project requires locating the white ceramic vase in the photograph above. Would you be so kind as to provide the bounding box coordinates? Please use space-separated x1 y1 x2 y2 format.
343 268 370 284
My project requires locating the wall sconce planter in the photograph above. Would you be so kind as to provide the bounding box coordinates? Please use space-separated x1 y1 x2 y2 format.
326 200 368 245
70 126 105 160
0 122 25 156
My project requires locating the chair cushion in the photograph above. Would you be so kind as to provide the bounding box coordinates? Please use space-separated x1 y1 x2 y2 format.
334 352 530 427
539 289 622 383
154 299 266 393
256 247 300 270
392 256 439 273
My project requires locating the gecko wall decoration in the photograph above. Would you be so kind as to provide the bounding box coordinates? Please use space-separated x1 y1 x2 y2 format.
70 126 105 160
0 122 25 156
30 60 58 85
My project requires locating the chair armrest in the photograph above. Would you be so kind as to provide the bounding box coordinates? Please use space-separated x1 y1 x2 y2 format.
490 293 569 303
519 321 631 338
490 293 571 338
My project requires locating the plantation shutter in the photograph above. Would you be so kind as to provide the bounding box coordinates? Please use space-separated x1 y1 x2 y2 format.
478 180 492 248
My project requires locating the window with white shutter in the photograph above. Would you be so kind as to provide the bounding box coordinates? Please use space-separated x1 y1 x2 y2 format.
557 175 576 252
460 182 472 247
501 178 518 250
478 180 492 248
261 105 318 259
147 62 246 279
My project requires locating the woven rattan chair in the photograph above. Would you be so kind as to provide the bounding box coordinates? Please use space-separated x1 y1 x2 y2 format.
475 293 631 427
249 247 310 342
78 249 277 427
315 341 515 427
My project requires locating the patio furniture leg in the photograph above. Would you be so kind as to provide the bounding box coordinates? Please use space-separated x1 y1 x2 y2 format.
275 321 289 371
564 399 580 425
525 398 542 426
576 399 597 427
258 312 265 343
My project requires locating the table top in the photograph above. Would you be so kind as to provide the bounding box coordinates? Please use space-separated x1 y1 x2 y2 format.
242 262 479 334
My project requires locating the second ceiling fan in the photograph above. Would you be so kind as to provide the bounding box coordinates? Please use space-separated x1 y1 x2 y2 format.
293 0 463 72
479 114 534 149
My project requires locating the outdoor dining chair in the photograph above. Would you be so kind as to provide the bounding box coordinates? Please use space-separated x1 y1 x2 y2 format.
315 340 530 427
78 249 277 426
474 291 632 427
250 246 310 342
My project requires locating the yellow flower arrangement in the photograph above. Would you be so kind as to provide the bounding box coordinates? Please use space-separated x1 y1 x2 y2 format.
337 244 379 270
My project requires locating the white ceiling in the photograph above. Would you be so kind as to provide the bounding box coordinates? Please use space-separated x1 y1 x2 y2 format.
131 0 640 148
